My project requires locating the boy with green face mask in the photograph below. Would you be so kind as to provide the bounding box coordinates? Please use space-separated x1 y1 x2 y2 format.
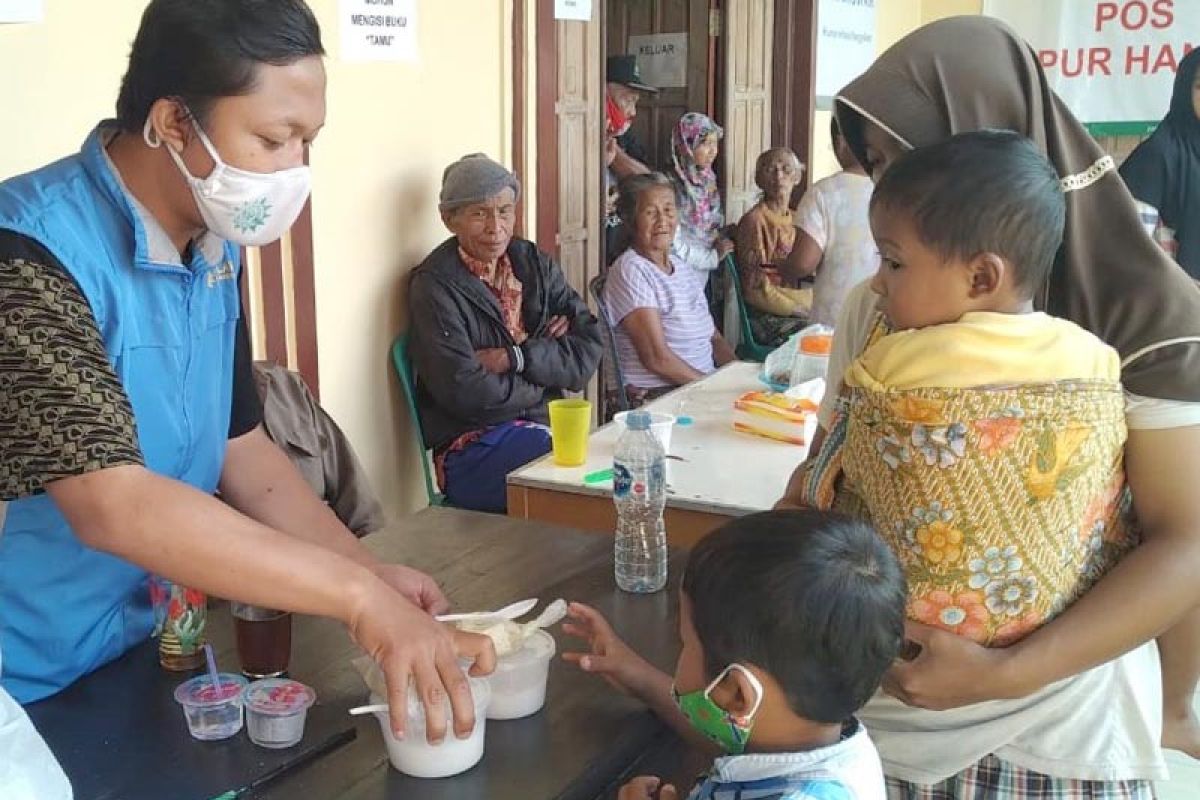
563 510 906 800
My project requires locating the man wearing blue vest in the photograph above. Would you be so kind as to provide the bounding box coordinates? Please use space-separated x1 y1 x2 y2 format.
0 4 491 792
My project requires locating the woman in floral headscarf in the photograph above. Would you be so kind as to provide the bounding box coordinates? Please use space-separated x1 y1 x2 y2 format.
669 112 733 273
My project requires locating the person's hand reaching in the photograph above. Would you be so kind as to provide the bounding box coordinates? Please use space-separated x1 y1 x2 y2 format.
346 577 496 744
372 563 450 615
561 602 652 696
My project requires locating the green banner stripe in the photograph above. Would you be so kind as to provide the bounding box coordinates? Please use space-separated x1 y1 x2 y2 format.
1084 121 1158 137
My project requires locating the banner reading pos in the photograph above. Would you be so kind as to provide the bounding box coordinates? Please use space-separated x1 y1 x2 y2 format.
984 0 1198 135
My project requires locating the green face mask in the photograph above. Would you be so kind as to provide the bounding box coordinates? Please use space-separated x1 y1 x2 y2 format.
671 664 764 754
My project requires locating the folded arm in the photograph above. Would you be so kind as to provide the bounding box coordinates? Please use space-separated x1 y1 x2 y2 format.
408 273 545 427
517 252 603 390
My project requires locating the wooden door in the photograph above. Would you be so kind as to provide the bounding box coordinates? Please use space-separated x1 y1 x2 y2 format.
554 12 604 299
532 3 604 413
772 0 817 196
607 0 712 171
722 0 773 222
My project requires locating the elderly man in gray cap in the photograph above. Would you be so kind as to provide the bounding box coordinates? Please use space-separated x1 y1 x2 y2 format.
407 154 602 512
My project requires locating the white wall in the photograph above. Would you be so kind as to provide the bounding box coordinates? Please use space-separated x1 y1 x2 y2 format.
305 0 513 518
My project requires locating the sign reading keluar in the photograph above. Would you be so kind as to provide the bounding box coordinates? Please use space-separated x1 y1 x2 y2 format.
629 33 688 89
985 0 1198 133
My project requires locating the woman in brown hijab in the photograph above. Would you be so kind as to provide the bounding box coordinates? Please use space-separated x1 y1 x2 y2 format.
778 14 1200 795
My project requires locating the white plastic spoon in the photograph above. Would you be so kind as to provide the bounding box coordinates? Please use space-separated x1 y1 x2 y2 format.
347 703 389 716
435 597 538 625
517 598 567 637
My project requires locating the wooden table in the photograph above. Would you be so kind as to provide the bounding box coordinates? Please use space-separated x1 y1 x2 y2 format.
507 362 813 545
28 509 693 800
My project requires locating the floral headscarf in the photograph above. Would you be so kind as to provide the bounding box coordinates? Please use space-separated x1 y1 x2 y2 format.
671 112 724 245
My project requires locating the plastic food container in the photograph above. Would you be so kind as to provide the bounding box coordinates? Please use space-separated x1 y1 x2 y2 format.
370 675 491 778
613 411 676 454
174 673 249 741
732 390 819 446
789 330 833 387
486 630 556 720
244 678 316 749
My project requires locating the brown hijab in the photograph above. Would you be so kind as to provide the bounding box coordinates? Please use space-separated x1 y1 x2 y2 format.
835 15 1200 402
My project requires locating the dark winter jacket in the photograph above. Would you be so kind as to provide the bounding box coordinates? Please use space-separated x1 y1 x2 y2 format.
408 237 602 450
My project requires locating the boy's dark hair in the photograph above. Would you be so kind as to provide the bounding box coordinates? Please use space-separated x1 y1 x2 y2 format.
683 510 906 724
870 130 1065 298
830 115 842 148
116 0 325 132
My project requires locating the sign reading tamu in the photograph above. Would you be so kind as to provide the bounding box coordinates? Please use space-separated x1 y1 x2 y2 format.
984 0 1198 134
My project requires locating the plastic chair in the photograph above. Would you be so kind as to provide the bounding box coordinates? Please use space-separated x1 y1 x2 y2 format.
390 333 445 507
722 254 775 363
589 273 630 418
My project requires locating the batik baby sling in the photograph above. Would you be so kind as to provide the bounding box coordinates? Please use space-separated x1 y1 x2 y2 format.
797 313 1139 646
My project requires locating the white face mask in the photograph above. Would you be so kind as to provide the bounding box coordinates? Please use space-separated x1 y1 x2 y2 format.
144 113 312 247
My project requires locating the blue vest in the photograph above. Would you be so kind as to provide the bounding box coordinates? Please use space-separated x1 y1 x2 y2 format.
0 124 240 702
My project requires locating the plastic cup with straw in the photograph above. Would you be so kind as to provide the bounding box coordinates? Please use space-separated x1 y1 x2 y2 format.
173 643 249 740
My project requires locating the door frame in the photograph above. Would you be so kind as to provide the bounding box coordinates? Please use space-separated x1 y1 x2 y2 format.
771 0 818 194
534 1 562 256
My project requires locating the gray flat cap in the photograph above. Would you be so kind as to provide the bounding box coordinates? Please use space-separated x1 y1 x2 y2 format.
439 153 521 212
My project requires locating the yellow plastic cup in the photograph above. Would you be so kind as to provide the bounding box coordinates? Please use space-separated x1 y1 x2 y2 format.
548 399 592 466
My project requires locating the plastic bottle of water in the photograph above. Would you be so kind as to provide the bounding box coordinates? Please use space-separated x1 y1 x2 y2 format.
613 410 668 593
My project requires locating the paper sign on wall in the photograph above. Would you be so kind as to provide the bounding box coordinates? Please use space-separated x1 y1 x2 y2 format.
984 0 1200 132
629 33 688 89
815 0 876 103
555 0 593 21
340 0 418 63
0 0 43 23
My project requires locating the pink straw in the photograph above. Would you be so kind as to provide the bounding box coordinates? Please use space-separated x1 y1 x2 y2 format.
203 643 222 692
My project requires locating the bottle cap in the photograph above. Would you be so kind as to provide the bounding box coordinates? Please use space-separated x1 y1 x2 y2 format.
625 411 652 431
799 334 832 355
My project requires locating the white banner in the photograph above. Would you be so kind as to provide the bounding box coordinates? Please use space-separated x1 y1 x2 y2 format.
815 0 877 102
339 0 418 63
0 0 42 23
984 0 1199 130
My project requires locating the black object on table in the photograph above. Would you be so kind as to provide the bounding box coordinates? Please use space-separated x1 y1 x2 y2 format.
28 508 690 800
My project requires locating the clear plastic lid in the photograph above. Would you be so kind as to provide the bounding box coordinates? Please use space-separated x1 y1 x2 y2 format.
174 674 248 707
245 678 316 716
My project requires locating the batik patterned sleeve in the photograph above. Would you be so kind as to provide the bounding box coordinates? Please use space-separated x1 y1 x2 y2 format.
0 249 143 500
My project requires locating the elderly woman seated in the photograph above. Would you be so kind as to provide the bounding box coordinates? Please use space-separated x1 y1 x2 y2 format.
735 147 813 347
408 154 602 512
604 173 735 403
